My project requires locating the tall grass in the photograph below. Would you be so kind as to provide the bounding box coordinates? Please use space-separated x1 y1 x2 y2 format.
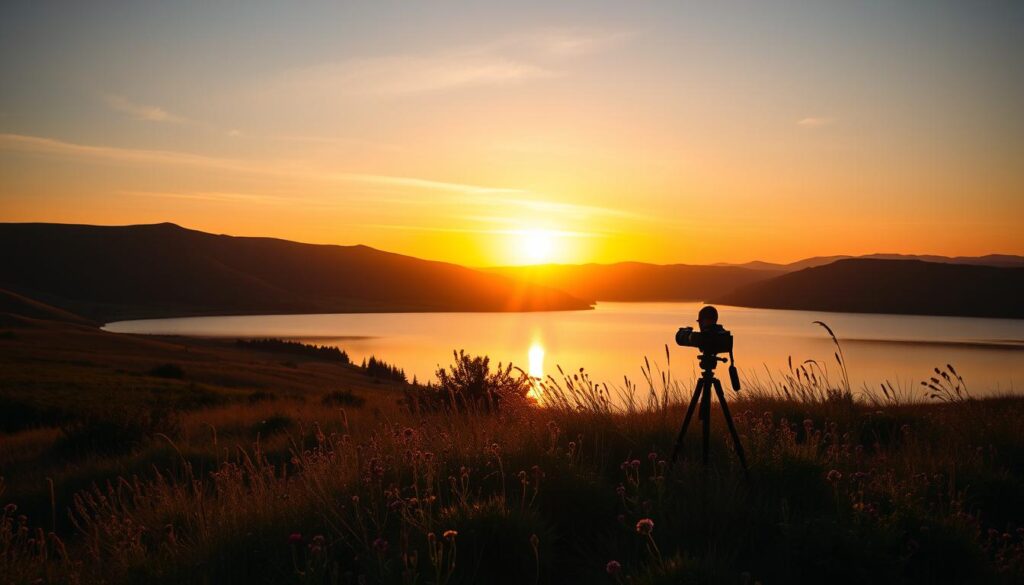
2 325 1024 584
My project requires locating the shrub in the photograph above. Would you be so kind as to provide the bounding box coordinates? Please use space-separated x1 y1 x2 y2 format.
52 408 180 457
148 363 185 379
250 415 295 437
409 350 531 413
320 389 365 408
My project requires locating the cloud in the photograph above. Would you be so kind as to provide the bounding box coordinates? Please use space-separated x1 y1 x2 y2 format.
277 53 554 97
797 116 835 128
523 27 634 57
267 28 629 98
0 133 529 195
104 94 186 123
0 132 652 229
121 190 295 205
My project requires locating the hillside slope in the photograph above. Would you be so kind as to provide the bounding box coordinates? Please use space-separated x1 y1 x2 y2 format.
488 262 778 302
0 223 592 321
713 259 1024 318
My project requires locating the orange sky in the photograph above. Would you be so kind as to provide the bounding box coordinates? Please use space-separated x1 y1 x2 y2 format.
1 3 1022 266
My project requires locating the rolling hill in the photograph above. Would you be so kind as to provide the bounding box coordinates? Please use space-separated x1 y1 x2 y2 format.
487 262 779 302
715 253 1024 272
0 222 592 322
713 258 1024 318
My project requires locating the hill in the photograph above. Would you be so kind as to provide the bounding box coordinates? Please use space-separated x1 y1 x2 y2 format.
0 222 592 322
713 258 1024 318
487 262 778 302
0 287 97 327
716 253 1024 272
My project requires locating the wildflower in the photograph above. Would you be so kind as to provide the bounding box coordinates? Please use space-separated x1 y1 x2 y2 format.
615 484 626 497
647 452 657 462
826 469 842 483
373 537 389 553
443 529 458 541
606 560 622 575
630 459 641 470
288 533 303 545
635 518 654 535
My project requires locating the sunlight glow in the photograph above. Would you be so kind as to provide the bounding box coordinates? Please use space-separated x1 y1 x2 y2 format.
517 228 557 264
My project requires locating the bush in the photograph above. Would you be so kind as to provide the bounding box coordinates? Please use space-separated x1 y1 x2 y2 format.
0 395 64 432
52 408 180 457
148 363 185 379
250 415 295 437
321 389 365 408
409 350 531 413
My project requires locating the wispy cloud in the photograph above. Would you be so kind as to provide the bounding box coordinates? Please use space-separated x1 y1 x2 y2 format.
103 94 186 123
0 132 653 229
121 190 295 205
523 27 634 57
277 53 554 97
797 116 835 128
268 28 629 98
365 223 597 238
0 133 532 196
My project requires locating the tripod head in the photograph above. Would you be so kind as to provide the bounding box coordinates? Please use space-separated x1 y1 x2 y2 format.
676 306 742 391
697 351 727 375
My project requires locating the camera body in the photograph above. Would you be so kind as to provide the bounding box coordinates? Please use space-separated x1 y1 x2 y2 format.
675 323 733 355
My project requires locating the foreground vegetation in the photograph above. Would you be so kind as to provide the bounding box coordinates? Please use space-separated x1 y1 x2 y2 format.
2 324 1024 584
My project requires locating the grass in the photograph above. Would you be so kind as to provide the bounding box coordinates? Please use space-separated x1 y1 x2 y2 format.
2 320 1024 584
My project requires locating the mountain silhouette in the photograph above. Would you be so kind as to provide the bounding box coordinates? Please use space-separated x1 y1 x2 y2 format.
713 258 1024 318
488 262 778 302
714 253 1024 272
0 223 592 321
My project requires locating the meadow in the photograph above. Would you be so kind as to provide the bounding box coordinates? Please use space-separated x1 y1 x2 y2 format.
2 321 1024 584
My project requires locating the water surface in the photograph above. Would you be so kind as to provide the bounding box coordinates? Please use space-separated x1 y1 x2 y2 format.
105 303 1024 399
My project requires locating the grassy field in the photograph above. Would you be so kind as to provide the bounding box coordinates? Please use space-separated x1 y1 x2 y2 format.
2 317 1024 584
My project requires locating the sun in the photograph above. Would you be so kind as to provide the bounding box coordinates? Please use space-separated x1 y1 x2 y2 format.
517 228 556 264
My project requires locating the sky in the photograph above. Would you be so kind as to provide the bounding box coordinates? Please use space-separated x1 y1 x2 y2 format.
1 1 1022 266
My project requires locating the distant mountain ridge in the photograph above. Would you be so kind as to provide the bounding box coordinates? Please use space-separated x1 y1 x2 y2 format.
2 222 1020 322
0 222 592 322
714 253 1024 272
486 262 778 302
713 259 1024 319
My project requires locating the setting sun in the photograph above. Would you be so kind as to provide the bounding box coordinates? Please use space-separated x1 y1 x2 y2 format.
516 228 557 265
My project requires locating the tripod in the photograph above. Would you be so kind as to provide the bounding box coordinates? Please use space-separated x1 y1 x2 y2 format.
670 351 749 476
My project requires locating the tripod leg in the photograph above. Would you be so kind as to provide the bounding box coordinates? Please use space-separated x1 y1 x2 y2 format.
670 379 704 466
713 379 750 477
701 377 712 467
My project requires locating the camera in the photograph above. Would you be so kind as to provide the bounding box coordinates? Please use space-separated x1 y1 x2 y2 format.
675 324 733 355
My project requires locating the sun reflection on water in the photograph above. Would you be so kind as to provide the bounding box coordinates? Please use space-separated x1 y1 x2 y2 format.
527 340 545 399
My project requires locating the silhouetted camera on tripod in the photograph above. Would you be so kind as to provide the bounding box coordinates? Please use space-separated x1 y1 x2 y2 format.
674 305 740 391
670 305 749 475
675 324 732 354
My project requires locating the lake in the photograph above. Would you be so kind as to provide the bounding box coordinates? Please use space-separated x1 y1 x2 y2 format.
104 303 1024 400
